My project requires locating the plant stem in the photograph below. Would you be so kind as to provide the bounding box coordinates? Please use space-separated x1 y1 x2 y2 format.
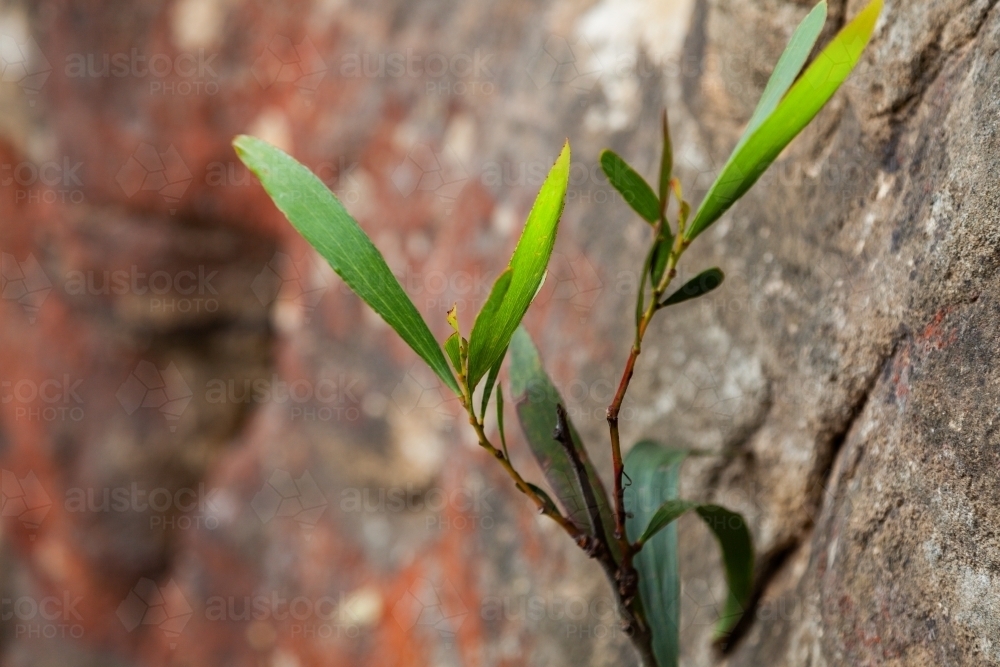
465 402 583 540
607 219 687 665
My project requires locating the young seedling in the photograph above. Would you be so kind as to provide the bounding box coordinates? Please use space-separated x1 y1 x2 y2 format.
233 1 880 664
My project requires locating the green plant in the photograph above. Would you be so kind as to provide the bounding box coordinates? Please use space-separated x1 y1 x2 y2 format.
233 1 880 664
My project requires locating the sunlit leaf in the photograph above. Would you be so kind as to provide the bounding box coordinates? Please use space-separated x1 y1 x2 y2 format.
735 1 828 154
467 144 570 388
600 149 660 224
234 135 459 393
685 0 881 241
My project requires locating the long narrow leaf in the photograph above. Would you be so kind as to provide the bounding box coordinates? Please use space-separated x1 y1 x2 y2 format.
636 499 699 546
496 383 509 460
625 441 689 667
234 135 459 393
735 1 828 155
633 497 755 641
685 0 881 241
509 326 616 552
467 143 571 388
658 110 674 206
474 268 512 416
694 505 754 638
600 149 660 224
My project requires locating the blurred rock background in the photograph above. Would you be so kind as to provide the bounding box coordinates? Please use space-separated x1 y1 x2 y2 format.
1 0 998 665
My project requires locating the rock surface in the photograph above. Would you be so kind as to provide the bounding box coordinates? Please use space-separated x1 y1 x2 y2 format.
0 0 997 665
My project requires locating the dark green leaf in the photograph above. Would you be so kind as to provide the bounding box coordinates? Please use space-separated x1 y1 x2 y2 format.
659 268 724 308
233 135 459 394
632 497 755 640
693 505 754 638
509 326 616 552
625 441 689 667
685 0 881 241
600 149 660 224
467 144 570 388
650 234 672 286
636 499 699 546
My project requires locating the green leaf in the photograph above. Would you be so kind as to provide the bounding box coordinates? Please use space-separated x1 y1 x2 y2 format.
693 504 754 638
600 149 660 224
650 235 672 286
479 346 506 420
636 245 654 326
470 267 512 408
736 1 828 155
509 326 616 552
234 135 459 394
659 268 725 308
625 441 689 667
658 110 674 207
444 333 462 374
467 143 571 388
527 482 559 515
633 498 755 640
685 0 881 241
496 382 509 460
636 499 699 546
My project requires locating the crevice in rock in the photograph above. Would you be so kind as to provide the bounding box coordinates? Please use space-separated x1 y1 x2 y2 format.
718 337 900 655
704 383 774 491
880 0 998 121
716 535 800 653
